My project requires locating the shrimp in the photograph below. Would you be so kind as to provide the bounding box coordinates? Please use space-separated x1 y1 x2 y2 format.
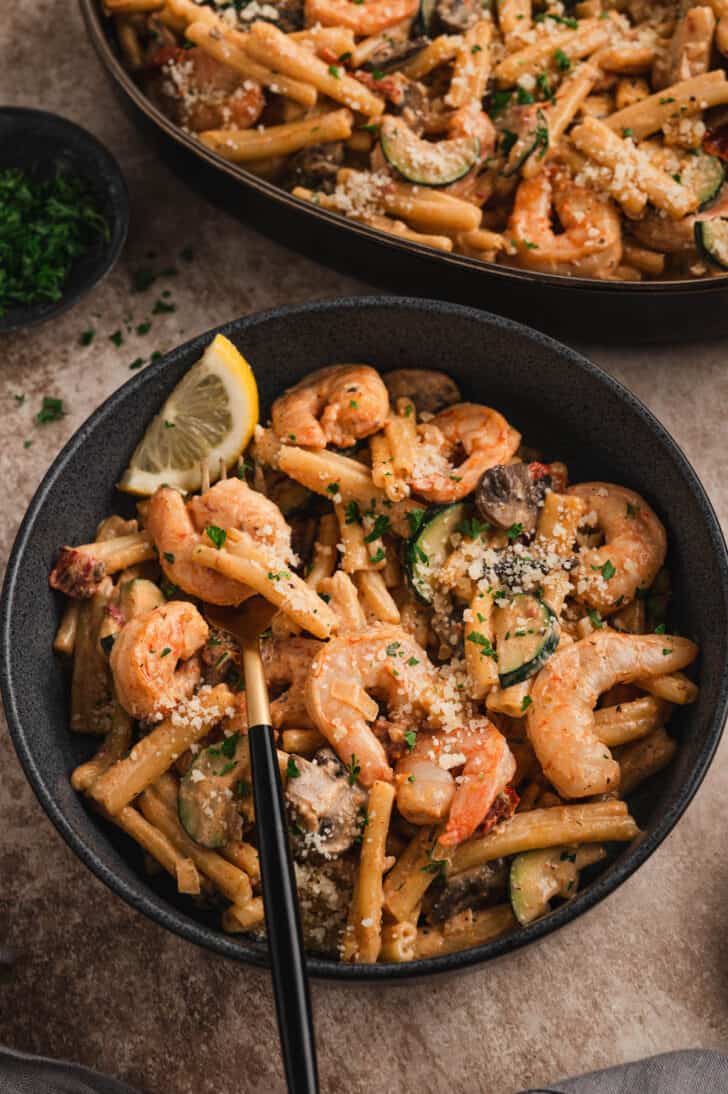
396 718 516 846
271 364 390 448
382 369 461 415
110 601 209 721
527 630 698 799
305 625 439 786
148 46 265 133
147 479 292 606
262 636 322 729
304 0 418 36
569 483 667 615
507 168 622 279
409 403 521 503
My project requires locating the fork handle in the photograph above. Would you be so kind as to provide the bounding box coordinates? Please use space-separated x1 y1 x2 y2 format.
248 722 319 1094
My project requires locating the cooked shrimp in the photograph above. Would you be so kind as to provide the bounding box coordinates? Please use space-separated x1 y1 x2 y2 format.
305 0 418 37
148 480 292 606
382 368 461 415
110 601 209 721
409 403 521 503
569 483 667 615
149 46 265 133
507 168 622 279
305 625 439 786
396 718 516 846
527 630 698 799
271 364 390 448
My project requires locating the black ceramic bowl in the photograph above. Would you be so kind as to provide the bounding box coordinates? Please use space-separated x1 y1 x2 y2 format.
79 0 728 345
0 108 129 334
2 297 727 980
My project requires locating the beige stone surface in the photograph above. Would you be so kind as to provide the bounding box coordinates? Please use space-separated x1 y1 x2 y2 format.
1 4 727 1093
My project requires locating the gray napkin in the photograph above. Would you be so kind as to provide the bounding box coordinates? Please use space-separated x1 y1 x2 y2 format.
1 1047 727 1092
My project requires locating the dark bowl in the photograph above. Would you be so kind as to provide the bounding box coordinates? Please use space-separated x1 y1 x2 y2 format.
79 0 728 345
2 297 727 980
0 107 129 334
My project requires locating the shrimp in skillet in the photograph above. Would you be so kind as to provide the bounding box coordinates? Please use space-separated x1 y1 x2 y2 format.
569 483 667 615
147 479 292 606
527 630 698 799
508 168 622 279
396 718 516 847
110 600 209 722
409 403 521 503
271 364 390 448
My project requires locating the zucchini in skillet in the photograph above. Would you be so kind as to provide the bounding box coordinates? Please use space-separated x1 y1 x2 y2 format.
493 593 559 688
178 732 248 848
682 152 725 209
380 116 479 187
407 501 470 602
695 216 728 269
509 845 607 926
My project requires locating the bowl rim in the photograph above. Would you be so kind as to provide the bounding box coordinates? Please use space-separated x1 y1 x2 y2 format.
2 294 727 981
79 0 728 298
0 105 130 334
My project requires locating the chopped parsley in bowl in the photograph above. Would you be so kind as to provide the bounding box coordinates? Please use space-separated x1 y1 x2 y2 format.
0 108 128 333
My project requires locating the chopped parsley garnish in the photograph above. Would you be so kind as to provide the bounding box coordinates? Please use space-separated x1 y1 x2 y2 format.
326 481 340 494
14 393 25 405
488 89 513 118
506 522 523 540
164 420 175 429
286 756 301 779
163 552 175 563
421 849 448 879
385 641 401 656
205 524 227 549
159 646 172 658
369 547 386 564
516 85 535 104
406 656 419 666
237 459 253 478
626 502 640 518
592 559 616 580
0 166 109 317
80 329 95 346
364 514 390 542
136 320 151 336
500 128 518 156
654 622 666 634
406 508 426 537
554 48 571 71
109 330 124 347
36 396 65 424
129 357 144 370
535 109 550 158
404 730 417 751
457 516 491 539
520 695 532 712
344 500 361 525
588 609 603 629
662 648 673 656
152 298 176 314
371 68 385 80
466 631 497 659
132 268 156 292
328 64 341 78
659 96 676 104
346 753 361 785
349 399 358 408
622 127 633 138
536 71 555 101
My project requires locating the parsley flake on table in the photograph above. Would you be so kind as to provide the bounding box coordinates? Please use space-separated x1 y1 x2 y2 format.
36 396 65 424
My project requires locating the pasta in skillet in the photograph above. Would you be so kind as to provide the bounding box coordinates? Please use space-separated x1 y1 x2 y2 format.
50 352 699 962
104 0 728 279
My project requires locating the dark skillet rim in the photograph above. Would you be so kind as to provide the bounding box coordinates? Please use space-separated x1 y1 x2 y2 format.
0 106 129 334
2 296 727 981
79 0 728 297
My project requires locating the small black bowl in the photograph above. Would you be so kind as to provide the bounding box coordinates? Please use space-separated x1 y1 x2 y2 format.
0 108 129 334
2 297 727 981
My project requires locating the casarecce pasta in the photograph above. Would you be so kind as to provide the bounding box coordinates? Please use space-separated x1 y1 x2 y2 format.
51 354 699 963
105 0 728 279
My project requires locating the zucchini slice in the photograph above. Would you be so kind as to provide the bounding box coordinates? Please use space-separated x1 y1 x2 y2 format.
695 216 728 270
178 732 248 848
407 501 470 603
682 152 725 209
380 116 479 187
416 0 438 35
510 845 606 926
493 593 558 688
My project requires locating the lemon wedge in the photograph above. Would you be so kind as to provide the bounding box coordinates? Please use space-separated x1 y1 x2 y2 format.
118 334 259 496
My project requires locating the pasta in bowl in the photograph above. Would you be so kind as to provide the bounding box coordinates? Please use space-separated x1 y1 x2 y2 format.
97 0 728 282
4 298 726 977
48 340 698 966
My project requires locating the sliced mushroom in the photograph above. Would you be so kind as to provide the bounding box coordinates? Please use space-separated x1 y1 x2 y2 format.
282 142 345 194
434 0 486 34
426 859 509 923
286 748 367 857
382 368 461 414
392 79 431 136
474 463 542 534
363 36 430 74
